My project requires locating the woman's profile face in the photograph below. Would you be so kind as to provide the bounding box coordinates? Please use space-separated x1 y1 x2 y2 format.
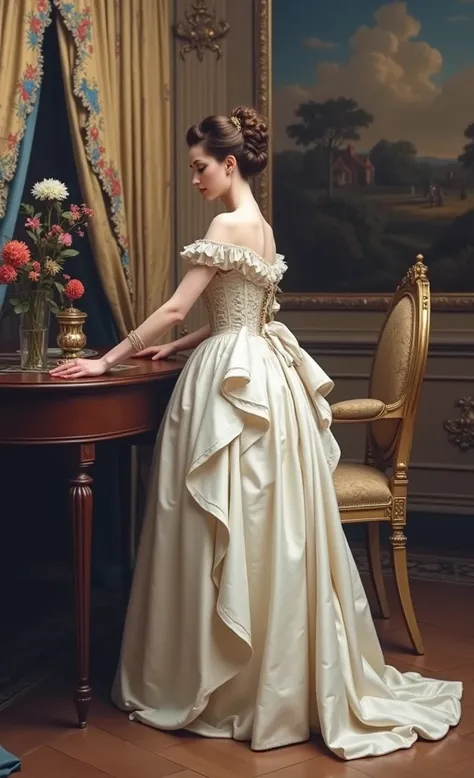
189 144 230 201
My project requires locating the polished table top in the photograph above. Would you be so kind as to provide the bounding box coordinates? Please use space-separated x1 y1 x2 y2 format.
0 352 184 444
0 352 183 387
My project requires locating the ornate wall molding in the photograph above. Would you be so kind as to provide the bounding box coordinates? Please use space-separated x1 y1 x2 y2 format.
254 0 271 221
444 397 474 452
279 293 474 311
173 0 229 61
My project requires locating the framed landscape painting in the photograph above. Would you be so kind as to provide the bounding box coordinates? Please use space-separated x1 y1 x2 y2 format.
256 0 474 308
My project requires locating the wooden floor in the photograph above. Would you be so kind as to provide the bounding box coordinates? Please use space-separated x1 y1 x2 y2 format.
2 576 474 778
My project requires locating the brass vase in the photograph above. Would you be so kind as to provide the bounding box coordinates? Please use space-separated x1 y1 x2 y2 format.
56 307 88 359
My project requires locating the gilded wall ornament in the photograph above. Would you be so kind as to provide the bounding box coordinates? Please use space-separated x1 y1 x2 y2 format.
173 0 230 61
443 397 474 452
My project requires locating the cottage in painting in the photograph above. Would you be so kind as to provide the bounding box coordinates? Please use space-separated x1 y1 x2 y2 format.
332 145 374 187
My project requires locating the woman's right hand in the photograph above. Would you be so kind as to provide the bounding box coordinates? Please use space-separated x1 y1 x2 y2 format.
132 342 177 361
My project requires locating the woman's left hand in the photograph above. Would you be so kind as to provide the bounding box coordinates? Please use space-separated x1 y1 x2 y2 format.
50 357 108 379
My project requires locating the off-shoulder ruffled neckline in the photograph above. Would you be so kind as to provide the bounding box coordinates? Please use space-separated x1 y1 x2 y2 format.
181 239 287 285
194 239 284 267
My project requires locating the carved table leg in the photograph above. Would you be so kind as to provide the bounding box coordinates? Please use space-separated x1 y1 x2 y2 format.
70 442 95 728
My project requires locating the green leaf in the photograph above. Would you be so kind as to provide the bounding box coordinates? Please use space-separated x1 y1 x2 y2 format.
9 298 20 306
62 211 73 220
24 204 35 216
54 201 62 216
34 212 42 220
54 281 65 293
49 300 60 314
26 230 38 241
14 301 30 314
59 249 79 257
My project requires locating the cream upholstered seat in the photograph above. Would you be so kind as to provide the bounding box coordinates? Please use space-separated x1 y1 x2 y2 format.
334 464 392 509
331 255 430 655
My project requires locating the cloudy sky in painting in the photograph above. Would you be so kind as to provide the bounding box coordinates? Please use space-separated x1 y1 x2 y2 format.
273 0 474 157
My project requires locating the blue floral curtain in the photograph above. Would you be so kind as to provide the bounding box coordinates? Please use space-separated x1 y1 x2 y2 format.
0 92 41 310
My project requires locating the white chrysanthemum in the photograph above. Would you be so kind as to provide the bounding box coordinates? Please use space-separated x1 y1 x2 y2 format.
31 178 69 201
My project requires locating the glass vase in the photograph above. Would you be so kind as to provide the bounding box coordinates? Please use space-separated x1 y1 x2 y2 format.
19 290 51 371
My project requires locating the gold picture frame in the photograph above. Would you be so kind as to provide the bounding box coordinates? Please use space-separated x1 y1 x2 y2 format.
254 0 474 311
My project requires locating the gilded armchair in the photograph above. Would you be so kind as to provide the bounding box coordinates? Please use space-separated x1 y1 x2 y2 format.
331 255 430 655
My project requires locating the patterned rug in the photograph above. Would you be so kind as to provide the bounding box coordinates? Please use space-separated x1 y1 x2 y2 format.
352 547 474 587
1 549 474 711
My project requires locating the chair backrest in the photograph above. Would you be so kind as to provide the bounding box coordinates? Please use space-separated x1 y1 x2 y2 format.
367 256 430 471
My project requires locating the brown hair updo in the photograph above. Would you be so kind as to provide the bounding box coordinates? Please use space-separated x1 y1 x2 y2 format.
186 106 268 178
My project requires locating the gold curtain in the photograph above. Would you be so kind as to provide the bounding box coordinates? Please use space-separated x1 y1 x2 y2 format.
115 1 171 322
0 0 52 217
54 0 171 334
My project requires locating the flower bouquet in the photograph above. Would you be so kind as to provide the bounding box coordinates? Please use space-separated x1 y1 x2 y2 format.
0 178 92 370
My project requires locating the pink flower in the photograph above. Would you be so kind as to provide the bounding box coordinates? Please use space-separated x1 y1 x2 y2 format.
81 205 94 217
70 204 81 220
8 132 18 150
64 278 85 301
24 64 37 80
32 261 41 272
111 179 121 196
25 216 41 230
28 270 40 281
48 224 63 238
63 274 71 281
59 232 72 246
77 229 84 237
2 240 31 268
30 17 41 34
0 264 18 284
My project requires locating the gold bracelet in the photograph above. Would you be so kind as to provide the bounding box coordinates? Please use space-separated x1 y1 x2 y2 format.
127 329 146 352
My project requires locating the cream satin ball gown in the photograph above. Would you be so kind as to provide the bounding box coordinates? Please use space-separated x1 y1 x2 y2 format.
112 240 462 760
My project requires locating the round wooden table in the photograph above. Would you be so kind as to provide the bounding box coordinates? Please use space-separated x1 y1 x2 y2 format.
0 354 182 727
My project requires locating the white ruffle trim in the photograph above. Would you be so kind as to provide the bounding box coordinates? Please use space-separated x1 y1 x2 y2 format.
181 239 287 286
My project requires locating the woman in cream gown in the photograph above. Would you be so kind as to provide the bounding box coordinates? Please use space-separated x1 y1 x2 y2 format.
51 107 461 761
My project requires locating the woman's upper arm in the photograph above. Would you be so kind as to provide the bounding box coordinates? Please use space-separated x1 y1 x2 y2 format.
169 265 216 319
170 217 236 318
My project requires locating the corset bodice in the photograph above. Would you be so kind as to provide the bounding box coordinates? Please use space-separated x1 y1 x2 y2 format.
180 239 287 336
202 271 274 336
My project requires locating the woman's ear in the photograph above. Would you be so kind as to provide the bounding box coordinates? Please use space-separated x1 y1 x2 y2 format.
225 155 237 175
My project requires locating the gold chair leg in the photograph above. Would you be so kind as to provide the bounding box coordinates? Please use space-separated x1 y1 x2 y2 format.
367 523 390 619
390 503 424 655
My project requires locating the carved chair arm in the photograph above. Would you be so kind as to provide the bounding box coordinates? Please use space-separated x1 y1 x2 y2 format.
331 398 387 423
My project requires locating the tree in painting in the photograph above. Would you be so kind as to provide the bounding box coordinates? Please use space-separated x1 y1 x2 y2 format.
458 124 474 173
287 98 373 197
369 141 419 188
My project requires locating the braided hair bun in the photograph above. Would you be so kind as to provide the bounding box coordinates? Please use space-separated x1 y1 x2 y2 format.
231 106 268 176
186 105 268 179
